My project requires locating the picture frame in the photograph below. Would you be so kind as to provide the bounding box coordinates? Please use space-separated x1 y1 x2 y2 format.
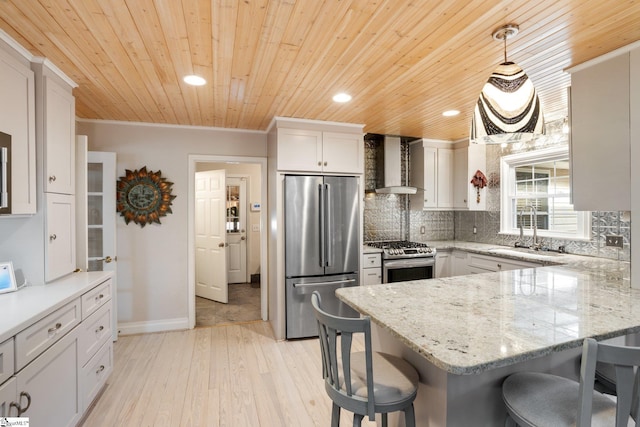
0 261 17 294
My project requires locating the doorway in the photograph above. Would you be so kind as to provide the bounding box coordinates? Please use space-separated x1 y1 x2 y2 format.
188 156 267 328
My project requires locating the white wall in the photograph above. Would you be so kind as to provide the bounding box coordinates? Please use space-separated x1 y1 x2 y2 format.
76 119 266 333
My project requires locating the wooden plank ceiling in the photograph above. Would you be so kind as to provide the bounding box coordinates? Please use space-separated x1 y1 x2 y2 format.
1 0 639 141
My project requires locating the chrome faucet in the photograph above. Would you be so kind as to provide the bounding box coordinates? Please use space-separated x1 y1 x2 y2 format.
518 205 540 249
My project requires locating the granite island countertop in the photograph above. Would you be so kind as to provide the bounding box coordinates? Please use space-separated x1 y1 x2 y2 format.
338 243 638 375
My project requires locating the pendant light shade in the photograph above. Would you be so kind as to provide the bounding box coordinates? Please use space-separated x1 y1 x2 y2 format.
470 25 545 144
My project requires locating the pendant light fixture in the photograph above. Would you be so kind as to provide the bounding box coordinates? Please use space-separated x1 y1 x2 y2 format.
470 24 545 144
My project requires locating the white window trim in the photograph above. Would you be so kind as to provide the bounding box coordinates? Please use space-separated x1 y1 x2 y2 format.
500 145 591 241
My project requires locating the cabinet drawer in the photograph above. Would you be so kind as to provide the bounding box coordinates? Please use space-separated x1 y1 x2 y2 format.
0 338 14 385
363 253 381 268
81 340 113 413
469 254 539 272
79 301 112 366
15 298 81 371
81 278 112 320
362 269 382 285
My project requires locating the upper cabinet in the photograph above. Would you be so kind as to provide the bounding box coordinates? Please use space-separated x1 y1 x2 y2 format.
568 46 639 211
270 118 364 174
32 60 76 195
0 39 36 215
453 142 486 211
410 140 453 210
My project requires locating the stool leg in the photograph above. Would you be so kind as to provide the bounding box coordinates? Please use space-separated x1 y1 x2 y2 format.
353 413 364 427
331 403 340 427
381 413 388 427
505 414 517 427
404 404 416 427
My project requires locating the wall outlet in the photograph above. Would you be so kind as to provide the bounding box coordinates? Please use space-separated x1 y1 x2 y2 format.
252 224 260 232
473 225 477 234
420 226 426 234
605 235 624 248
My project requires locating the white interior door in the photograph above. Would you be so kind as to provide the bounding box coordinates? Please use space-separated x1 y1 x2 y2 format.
226 177 247 283
86 151 118 340
195 170 228 303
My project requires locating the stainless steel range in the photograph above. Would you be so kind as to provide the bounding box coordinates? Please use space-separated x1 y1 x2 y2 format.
367 241 436 283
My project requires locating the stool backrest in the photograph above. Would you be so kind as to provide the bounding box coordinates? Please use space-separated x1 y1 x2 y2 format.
579 338 640 427
311 291 375 419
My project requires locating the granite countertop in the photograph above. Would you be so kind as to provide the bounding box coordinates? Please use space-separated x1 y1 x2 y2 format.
339 242 637 375
363 244 383 254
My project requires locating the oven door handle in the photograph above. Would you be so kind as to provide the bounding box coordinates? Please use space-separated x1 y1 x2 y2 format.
383 258 435 268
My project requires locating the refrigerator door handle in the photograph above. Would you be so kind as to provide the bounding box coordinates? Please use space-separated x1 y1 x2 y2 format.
324 183 332 267
293 279 356 288
318 183 326 268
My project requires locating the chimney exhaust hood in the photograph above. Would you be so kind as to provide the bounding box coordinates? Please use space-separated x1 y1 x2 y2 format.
375 136 417 195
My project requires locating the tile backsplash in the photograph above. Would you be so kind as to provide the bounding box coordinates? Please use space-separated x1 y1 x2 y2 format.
363 123 631 261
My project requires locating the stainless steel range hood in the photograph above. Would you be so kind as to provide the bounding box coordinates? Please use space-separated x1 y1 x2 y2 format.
375 136 417 194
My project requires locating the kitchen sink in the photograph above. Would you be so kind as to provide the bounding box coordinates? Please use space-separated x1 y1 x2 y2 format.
489 247 564 257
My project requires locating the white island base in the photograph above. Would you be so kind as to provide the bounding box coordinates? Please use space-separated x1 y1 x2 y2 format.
372 325 639 427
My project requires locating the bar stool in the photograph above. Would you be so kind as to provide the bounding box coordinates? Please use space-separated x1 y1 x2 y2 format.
502 338 640 426
311 291 419 427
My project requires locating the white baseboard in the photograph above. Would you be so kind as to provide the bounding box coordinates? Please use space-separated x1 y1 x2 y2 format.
117 317 190 336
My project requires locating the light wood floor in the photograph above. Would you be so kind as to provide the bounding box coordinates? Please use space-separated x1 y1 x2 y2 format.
80 321 376 427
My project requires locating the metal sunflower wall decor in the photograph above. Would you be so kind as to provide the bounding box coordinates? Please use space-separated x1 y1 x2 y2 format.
116 167 176 227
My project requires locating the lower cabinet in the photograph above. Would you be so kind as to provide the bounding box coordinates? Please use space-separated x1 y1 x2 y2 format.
467 253 540 273
442 250 542 277
16 327 81 427
362 253 382 285
435 251 451 278
0 275 113 425
0 377 17 417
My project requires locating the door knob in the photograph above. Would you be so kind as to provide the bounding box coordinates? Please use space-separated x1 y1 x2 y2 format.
241 236 246 241
218 243 225 248
96 256 114 263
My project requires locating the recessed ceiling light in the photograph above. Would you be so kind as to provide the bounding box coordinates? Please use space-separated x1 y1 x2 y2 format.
332 93 352 103
183 75 206 86
442 110 460 117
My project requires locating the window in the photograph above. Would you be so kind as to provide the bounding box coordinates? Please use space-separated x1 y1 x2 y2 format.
500 146 590 240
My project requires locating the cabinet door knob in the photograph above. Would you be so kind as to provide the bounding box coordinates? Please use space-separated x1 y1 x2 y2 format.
96 365 105 374
48 322 62 334
96 325 104 333
9 402 21 417
497 263 502 269
317 161 322 166
49 234 57 241
324 161 327 166
49 175 57 182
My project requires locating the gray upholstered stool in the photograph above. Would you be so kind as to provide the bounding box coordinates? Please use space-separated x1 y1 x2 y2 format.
502 338 640 427
311 291 419 427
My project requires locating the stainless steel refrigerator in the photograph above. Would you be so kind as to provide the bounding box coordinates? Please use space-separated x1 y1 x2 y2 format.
284 175 360 339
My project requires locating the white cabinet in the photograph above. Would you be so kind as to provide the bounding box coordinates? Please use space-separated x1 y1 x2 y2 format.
16 327 81 427
276 127 363 174
410 140 453 210
435 250 451 278
362 252 382 285
568 47 639 211
42 75 75 195
45 193 76 282
451 250 470 276
0 377 17 417
453 143 486 210
0 37 36 214
467 253 540 274
0 275 113 425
